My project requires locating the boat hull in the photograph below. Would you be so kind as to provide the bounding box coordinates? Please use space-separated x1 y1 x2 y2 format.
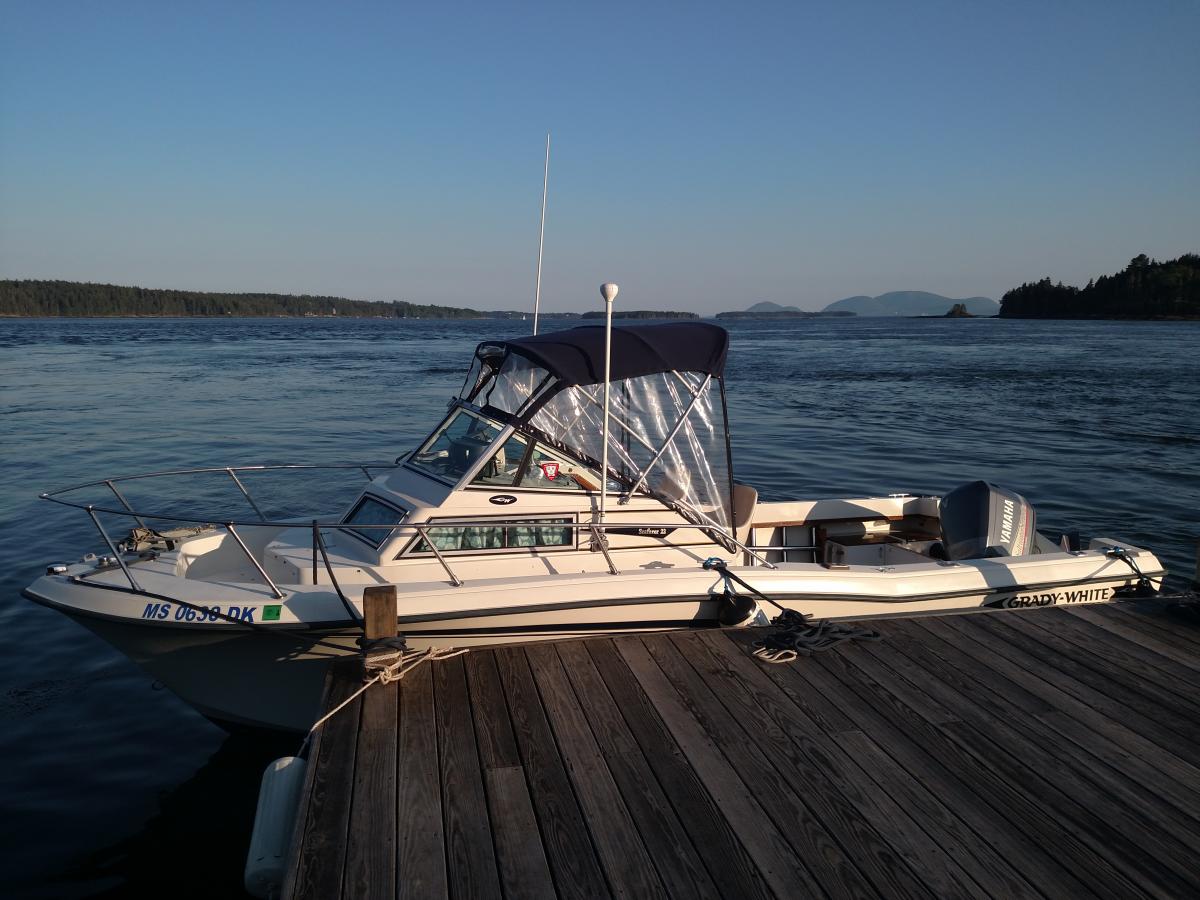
24 546 1159 731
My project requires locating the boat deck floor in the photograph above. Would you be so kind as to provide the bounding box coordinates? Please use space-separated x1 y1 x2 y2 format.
282 599 1200 899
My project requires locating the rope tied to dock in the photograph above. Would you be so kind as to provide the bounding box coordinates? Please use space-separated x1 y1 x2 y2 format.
298 646 468 757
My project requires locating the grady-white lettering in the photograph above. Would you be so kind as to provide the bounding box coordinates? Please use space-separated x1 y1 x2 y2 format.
986 586 1112 609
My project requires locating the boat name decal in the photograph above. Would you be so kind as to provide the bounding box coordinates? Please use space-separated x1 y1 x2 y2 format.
141 602 258 623
984 586 1112 610
489 495 518 505
607 526 677 537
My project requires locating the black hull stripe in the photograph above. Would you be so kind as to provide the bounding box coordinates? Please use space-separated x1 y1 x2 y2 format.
398 619 718 638
27 565 1158 633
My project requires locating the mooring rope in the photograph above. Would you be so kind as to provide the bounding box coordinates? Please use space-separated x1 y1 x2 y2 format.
703 556 788 614
752 609 881 663
1104 546 1200 603
701 557 881 663
297 646 468 757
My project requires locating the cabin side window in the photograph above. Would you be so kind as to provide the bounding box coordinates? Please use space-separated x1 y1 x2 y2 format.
341 496 407 548
404 517 574 555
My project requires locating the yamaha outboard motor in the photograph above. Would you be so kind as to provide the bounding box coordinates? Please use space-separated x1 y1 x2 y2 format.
939 480 1036 560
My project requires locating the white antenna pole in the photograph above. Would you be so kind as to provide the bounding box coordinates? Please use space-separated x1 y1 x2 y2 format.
599 282 619 526
532 133 550 335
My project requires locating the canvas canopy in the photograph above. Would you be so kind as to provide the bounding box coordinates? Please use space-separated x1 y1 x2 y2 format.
482 322 728 387
459 322 735 533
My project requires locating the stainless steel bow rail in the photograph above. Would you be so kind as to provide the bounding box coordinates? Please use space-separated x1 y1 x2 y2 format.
38 462 775 605
42 463 397 599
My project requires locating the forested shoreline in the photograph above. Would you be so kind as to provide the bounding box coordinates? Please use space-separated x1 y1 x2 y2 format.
1000 254 1200 319
7 255 1200 321
0 280 488 319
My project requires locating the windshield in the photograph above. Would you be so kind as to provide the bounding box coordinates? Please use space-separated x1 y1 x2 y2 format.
408 408 506 482
469 431 591 491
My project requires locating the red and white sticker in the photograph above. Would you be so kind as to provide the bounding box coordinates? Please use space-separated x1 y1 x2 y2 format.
539 461 560 480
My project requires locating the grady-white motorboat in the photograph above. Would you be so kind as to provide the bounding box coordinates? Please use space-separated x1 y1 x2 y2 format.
24 320 1165 730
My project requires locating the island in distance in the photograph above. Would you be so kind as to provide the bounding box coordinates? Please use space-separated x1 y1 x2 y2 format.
715 302 854 319
718 293 999 318
823 291 998 316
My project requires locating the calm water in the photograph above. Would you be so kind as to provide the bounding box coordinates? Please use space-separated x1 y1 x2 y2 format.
1 316 1198 897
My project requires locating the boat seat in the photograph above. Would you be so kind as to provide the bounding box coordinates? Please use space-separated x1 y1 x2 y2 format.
733 482 758 545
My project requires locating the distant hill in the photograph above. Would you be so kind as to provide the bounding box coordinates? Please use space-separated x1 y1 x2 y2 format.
716 300 854 319
746 301 800 313
1000 254 1200 319
822 292 999 317
0 280 490 319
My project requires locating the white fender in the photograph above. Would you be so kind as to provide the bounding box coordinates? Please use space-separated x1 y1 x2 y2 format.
244 756 307 899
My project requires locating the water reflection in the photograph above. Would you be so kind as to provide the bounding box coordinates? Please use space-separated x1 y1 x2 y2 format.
63 732 298 900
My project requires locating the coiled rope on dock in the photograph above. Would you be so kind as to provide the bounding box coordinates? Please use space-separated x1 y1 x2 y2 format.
702 557 881 663
751 609 881 663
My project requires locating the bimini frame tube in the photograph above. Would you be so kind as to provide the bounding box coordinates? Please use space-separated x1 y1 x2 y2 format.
598 283 619 530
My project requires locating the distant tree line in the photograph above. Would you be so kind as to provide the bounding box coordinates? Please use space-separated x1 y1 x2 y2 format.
0 280 488 319
1000 254 1200 319
580 310 699 320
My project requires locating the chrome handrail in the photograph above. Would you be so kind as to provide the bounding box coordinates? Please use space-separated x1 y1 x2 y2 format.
225 523 285 598
86 505 143 592
61 502 775 569
45 461 776 596
414 524 465 587
227 469 267 522
43 462 395 499
105 480 148 530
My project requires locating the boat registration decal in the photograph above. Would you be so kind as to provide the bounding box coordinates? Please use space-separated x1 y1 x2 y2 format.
140 602 258 623
984 586 1113 610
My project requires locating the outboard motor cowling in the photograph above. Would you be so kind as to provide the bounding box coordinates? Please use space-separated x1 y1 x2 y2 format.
939 480 1036 560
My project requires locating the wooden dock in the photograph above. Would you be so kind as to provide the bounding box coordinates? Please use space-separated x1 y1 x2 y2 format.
280 600 1200 899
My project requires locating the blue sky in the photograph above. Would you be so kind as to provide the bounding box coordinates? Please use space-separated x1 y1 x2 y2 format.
1 0 1196 313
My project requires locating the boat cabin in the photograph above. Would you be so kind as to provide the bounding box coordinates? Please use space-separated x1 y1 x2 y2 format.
264 323 744 585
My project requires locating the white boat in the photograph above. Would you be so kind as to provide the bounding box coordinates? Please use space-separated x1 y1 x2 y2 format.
24 321 1166 731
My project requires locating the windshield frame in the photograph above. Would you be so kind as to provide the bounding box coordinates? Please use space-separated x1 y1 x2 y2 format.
403 404 512 487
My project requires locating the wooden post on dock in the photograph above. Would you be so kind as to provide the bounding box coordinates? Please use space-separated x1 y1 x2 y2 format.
361 585 398 671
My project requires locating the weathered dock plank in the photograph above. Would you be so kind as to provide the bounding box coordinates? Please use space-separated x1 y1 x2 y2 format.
283 601 1200 900
433 654 502 900
286 658 362 900
395 663 447 900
